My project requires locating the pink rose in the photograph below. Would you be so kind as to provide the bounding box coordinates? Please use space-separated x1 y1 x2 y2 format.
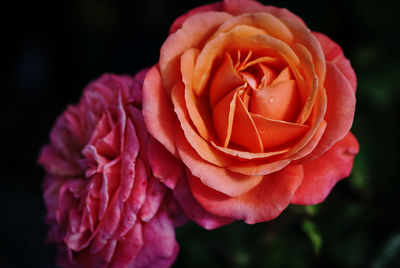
39 71 185 267
142 0 359 226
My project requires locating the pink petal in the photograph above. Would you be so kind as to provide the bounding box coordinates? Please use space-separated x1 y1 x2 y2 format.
147 136 184 190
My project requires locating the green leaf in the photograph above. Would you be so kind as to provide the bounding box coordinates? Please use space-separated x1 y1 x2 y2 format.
302 219 322 255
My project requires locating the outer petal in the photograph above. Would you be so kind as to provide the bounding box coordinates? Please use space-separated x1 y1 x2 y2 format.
313 32 357 91
133 208 178 268
169 2 222 34
222 0 306 26
301 62 356 162
173 173 233 230
291 132 359 205
147 136 184 190
142 66 179 158
189 164 303 224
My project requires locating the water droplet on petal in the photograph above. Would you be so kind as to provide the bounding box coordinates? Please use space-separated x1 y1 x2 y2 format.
269 97 274 103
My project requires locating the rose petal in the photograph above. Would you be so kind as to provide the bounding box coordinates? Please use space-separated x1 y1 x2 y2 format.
251 113 309 149
171 80 233 167
173 175 233 230
214 12 294 44
169 2 222 34
301 62 356 162
209 52 244 107
230 93 264 153
222 0 306 27
142 66 179 158
291 132 359 205
250 80 300 122
181 48 216 141
134 208 177 268
174 124 263 197
313 32 357 91
111 222 143 267
193 24 269 96
160 11 233 92
147 136 184 190
212 88 238 147
189 164 303 224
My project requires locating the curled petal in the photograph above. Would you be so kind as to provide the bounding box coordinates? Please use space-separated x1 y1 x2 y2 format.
301 62 356 162
189 164 303 224
142 66 179 158
174 124 263 197
173 173 233 230
160 11 232 92
313 32 357 91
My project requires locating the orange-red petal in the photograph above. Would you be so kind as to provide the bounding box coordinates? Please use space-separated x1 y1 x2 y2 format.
291 132 359 205
301 62 356 162
174 124 263 197
171 80 233 167
251 113 309 149
189 163 303 224
142 66 178 158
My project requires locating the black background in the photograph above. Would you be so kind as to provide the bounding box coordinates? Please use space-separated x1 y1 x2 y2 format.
2 0 400 267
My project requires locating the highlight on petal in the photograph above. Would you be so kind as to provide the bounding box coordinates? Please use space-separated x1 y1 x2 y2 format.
189 164 303 224
291 132 359 205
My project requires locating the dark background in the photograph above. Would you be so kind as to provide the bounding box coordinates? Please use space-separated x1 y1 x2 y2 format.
2 0 400 267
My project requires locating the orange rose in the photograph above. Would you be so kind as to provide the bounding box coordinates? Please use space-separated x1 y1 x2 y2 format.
143 0 359 226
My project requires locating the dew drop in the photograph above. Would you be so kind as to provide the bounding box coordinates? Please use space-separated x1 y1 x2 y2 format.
269 97 274 103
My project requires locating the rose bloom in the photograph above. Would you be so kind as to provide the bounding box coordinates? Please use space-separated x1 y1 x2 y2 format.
143 0 359 226
39 72 186 267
